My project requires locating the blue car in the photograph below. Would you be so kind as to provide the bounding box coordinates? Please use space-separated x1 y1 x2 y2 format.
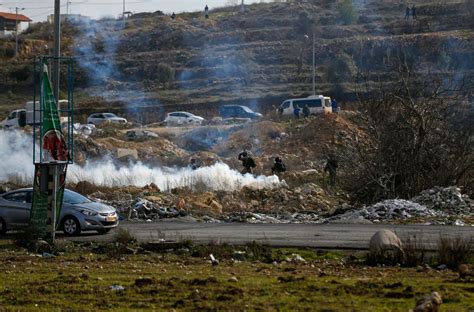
0 188 118 236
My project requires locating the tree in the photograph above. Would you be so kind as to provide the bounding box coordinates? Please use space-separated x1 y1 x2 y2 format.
342 55 474 202
337 0 358 25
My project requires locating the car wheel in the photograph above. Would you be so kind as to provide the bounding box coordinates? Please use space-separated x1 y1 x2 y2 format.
97 229 111 234
0 218 6 235
62 216 81 236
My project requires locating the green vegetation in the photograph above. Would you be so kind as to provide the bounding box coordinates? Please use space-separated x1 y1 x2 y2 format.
0 241 472 310
337 0 358 25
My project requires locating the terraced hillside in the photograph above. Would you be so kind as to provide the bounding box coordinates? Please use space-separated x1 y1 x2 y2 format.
1 0 473 122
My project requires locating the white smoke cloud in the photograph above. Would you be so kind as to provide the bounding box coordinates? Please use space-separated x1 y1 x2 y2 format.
0 129 281 191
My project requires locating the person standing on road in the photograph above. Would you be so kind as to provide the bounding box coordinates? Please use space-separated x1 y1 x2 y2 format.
302 104 310 118
331 98 338 113
293 104 301 119
405 6 410 20
205 5 209 18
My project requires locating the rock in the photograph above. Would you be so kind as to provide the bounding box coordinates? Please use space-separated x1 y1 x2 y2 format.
286 254 306 263
34 240 52 254
369 229 404 255
110 285 125 291
228 276 238 282
414 291 442 312
458 264 473 278
437 264 447 270
116 148 138 160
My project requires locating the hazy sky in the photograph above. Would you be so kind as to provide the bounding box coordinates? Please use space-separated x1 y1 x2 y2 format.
0 0 270 22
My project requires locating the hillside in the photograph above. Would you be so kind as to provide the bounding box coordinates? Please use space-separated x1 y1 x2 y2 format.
0 0 472 122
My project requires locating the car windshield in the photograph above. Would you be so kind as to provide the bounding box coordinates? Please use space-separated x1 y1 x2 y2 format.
103 113 117 118
63 189 92 204
241 106 253 113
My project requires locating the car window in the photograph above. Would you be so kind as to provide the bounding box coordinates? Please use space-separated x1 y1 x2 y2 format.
103 113 117 118
63 190 92 204
3 191 28 203
282 101 290 109
296 99 322 108
8 112 17 120
169 113 177 117
241 106 253 113
325 99 331 107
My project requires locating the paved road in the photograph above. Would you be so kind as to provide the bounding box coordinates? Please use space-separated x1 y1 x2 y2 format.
69 221 474 250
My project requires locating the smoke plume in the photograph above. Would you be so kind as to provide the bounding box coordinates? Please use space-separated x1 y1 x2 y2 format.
0 130 281 191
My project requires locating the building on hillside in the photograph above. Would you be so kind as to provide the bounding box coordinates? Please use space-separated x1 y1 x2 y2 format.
0 12 32 38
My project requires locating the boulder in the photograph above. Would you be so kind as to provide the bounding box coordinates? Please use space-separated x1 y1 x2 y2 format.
369 229 403 254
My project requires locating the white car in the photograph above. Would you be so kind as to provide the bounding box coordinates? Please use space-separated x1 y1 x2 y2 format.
164 111 204 126
87 113 127 126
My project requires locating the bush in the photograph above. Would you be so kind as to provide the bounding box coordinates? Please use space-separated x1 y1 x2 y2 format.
437 235 473 269
337 0 358 25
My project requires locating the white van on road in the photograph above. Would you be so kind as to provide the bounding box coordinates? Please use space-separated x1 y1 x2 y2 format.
277 95 332 116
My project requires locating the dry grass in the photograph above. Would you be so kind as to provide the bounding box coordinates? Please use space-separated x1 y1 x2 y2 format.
437 235 473 269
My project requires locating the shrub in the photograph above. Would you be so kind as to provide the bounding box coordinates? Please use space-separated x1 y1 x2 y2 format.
402 235 427 267
437 235 473 269
337 0 358 25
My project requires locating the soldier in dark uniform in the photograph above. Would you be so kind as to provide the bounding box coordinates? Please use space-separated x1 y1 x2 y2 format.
271 157 286 175
238 149 256 174
324 154 338 186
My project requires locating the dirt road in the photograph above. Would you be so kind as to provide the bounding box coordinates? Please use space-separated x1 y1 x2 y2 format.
69 221 474 250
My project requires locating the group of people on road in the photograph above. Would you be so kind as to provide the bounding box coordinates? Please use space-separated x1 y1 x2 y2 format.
405 4 417 20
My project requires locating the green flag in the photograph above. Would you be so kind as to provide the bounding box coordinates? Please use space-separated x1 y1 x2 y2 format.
41 64 68 162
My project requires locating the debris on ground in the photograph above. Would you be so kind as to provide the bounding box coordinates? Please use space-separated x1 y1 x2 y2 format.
110 285 125 291
72 123 96 137
411 186 473 215
126 129 159 140
414 291 442 312
210 254 219 266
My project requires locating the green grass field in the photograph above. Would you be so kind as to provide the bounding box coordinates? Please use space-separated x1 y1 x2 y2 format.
0 241 472 311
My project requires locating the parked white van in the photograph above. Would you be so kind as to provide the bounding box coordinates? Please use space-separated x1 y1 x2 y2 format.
1 100 68 128
277 95 332 116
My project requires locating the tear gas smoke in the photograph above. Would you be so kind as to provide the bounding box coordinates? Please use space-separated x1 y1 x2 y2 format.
0 130 281 191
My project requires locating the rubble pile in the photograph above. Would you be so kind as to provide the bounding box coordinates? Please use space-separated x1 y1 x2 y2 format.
411 186 473 215
83 183 473 225
327 199 443 224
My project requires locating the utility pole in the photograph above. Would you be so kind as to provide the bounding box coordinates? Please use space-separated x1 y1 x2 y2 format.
241 0 244 12
53 0 60 102
312 31 315 95
123 0 126 26
14 7 25 57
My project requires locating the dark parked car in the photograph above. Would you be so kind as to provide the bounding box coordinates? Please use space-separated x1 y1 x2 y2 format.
0 188 118 236
219 105 263 120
